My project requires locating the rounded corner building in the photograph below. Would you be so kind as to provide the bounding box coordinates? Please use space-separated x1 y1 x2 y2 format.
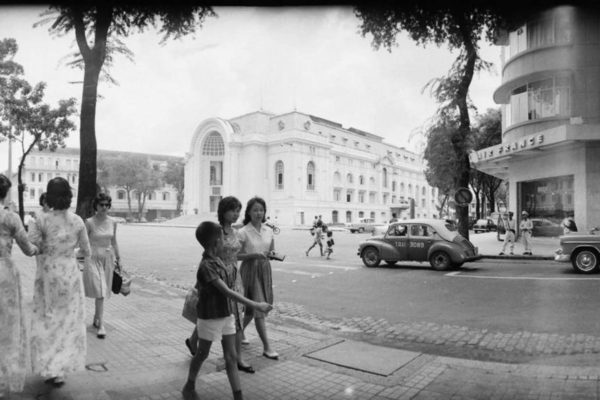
471 6 600 232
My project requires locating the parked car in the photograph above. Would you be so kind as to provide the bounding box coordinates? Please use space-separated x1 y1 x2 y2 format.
357 219 480 270
372 218 402 236
472 218 497 233
348 218 380 233
531 218 563 237
153 217 168 223
555 229 600 273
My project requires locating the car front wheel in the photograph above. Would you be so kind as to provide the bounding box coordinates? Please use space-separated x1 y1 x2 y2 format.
361 247 381 268
429 251 452 271
572 249 599 274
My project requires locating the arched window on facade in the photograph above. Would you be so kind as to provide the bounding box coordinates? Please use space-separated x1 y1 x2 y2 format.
422 186 426 196
275 161 284 190
346 210 352 223
400 182 405 193
359 175 364 185
382 168 388 188
202 132 225 155
307 161 315 190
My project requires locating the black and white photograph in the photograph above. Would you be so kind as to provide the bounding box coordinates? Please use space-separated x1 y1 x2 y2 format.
2 2 600 399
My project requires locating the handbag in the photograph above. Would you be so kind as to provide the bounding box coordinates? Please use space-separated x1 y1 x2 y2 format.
112 261 132 296
182 287 199 324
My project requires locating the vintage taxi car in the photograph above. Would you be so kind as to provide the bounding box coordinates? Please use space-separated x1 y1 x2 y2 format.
555 230 600 273
357 219 480 270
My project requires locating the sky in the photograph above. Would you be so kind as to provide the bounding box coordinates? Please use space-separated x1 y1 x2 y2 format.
0 6 502 172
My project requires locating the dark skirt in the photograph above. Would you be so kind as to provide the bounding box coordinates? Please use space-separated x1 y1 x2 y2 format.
240 258 273 318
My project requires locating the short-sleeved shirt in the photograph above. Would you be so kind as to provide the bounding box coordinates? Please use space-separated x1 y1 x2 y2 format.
196 252 237 320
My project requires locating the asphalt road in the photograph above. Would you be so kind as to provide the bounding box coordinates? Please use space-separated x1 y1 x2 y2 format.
117 224 600 337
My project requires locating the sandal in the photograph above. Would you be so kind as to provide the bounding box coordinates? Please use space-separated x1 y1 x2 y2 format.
237 363 255 374
262 351 279 360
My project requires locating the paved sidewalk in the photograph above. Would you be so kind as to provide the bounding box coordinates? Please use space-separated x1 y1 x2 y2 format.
11 253 600 400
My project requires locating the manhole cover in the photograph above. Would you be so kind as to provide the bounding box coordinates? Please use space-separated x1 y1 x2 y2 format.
304 340 419 376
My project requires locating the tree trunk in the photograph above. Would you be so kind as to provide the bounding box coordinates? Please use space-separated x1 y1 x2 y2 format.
75 61 101 218
452 16 478 239
126 189 133 218
17 162 25 223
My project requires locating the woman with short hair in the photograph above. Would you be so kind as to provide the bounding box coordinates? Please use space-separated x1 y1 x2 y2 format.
0 174 38 397
29 177 91 387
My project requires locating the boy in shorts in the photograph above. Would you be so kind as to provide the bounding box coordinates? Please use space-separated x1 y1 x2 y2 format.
183 221 272 400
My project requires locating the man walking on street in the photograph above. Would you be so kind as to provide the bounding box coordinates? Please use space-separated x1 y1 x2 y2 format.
520 211 533 255
499 211 516 255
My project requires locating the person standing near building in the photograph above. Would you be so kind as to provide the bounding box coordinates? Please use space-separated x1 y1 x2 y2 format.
561 213 578 235
519 211 533 255
499 212 516 256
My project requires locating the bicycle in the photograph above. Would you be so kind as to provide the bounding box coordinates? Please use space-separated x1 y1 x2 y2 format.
265 222 280 235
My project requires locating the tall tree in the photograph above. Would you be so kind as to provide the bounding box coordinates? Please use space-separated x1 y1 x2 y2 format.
355 3 513 238
100 154 145 219
39 4 216 218
132 162 162 221
163 159 184 213
0 39 77 222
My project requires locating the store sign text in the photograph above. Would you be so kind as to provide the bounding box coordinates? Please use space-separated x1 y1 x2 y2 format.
476 134 544 161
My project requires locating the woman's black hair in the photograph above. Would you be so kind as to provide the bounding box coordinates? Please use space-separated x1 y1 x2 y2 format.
217 196 242 225
242 196 267 226
92 192 112 211
0 174 12 200
39 192 47 207
195 221 222 249
46 177 72 210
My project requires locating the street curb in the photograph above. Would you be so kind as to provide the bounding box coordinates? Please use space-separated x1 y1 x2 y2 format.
482 255 554 261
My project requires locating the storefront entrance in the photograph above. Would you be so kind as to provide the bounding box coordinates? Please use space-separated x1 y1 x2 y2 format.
520 174 574 223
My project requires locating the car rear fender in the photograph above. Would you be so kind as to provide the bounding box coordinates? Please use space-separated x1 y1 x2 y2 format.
427 242 464 263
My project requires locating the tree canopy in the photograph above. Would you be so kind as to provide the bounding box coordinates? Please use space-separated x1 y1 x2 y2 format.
0 38 77 221
38 4 216 218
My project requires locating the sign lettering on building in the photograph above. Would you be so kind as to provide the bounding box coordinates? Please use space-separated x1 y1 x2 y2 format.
475 134 544 161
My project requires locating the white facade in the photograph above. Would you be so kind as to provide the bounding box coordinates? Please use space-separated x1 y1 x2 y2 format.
19 148 181 220
185 110 439 225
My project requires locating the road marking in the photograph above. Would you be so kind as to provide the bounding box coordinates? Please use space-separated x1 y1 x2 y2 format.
283 261 360 270
446 271 600 281
272 268 324 277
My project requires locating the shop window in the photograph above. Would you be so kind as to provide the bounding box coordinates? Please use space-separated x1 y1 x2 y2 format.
520 174 574 222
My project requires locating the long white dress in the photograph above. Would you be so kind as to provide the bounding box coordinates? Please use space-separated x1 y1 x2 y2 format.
0 209 37 393
28 209 91 379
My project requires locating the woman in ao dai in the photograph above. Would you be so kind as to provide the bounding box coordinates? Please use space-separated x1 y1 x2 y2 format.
0 175 38 396
28 177 91 386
